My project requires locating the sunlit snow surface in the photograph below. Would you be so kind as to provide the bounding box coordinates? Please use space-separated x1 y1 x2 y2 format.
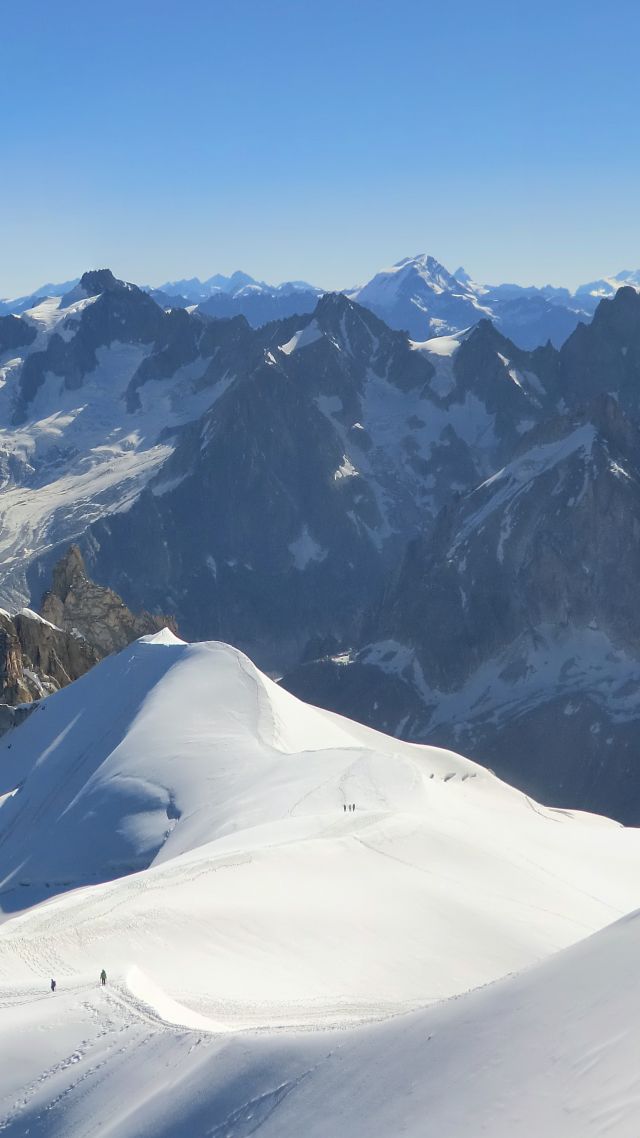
0 634 639 1134
278 320 323 354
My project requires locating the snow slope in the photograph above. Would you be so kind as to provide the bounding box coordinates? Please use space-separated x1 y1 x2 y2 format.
1 633 640 1132
1 907 640 1135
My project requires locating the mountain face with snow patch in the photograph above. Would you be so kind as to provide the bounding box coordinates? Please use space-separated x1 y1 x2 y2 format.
64 292 448 668
73 295 567 670
282 289 640 821
0 270 266 601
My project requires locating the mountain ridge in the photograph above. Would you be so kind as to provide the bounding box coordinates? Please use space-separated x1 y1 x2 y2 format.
4 255 640 348
3 270 640 816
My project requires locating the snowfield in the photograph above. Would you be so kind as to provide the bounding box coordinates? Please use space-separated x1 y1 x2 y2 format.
0 632 639 1134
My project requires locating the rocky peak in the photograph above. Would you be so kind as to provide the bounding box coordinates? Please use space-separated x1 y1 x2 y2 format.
48 543 86 601
461 317 509 350
41 545 178 655
560 286 640 371
312 291 401 354
453 266 473 285
79 268 123 294
313 290 355 321
451 318 519 380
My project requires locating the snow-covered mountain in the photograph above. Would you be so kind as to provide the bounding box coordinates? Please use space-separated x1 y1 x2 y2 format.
282 288 640 821
148 270 324 326
154 270 321 303
73 296 569 669
575 268 640 308
350 253 594 348
0 271 323 331
0 631 639 1133
3 270 552 670
351 253 494 338
154 269 259 300
0 270 268 599
4 268 640 817
5 260 640 346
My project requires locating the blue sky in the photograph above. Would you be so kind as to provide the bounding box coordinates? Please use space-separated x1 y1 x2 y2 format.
2 0 639 295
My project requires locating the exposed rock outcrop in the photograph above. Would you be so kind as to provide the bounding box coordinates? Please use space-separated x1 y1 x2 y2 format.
0 608 98 706
41 545 178 655
0 547 178 737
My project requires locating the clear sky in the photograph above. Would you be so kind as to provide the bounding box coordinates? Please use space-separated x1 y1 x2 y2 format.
2 0 639 296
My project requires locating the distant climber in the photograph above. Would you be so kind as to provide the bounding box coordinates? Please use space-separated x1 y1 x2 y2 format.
50 978 56 993
100 969 107 986
343 804 347 812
